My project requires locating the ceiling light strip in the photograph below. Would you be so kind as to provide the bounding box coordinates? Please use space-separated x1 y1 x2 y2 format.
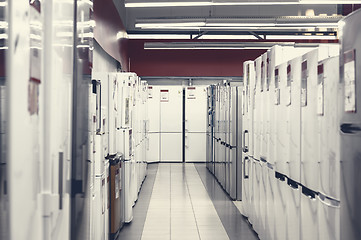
126 0 361 8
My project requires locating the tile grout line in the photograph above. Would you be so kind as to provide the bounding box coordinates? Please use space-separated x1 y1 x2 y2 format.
140 164 160 240
194 164 232 240
185 164 202 240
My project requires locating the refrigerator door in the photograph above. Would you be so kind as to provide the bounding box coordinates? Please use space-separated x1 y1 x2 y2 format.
160 86 183 133
146 133 160 163
339 9 361 240
301 50 319 192
185 86 208 133
254 56 262 162
274 173 287 240
317 193 340 240
236 86 243 201
318 57 340 200
289 57 302 183
275 62 289 175
300 187 318 240
161 133 182 162
228 87 239 199
147 85 160 133
286 179 301 240
266 166 276 240
185 132 206 162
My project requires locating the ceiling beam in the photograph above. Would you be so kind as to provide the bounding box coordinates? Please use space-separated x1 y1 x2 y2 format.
248 31 264 40
193 31 209 39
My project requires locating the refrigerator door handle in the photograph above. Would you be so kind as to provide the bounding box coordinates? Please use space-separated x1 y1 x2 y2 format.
243 130 249 153
244 156 249 179
58 152 64 210
340 123 361 135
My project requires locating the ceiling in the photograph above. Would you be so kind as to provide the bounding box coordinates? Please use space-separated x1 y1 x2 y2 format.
113 0 345 40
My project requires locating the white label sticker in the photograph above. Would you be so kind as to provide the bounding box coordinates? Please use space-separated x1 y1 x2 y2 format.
187 87 196 99
148 87 153 99
160 90 169 102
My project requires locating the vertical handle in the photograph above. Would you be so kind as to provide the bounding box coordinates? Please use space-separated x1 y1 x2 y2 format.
58 152 64 210
243 130 249 153
244 156 249 179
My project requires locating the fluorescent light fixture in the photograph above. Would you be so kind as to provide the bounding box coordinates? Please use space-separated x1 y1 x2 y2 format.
135 22 206 28
144 41 332 50
136 16 341 30
0 33 8 39
116 31 129 39
127 34 192 39
78 0 93 7
126 0 361 7
127 34 259 39
0 2 7 7
266 34 337 40
79 32 94 38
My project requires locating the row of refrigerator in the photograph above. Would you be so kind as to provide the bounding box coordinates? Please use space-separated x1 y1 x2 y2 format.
90 72 148 240
207 9 361 240
206 82 243 200
147 85 208 162
241 44 341 240
0 1 149 238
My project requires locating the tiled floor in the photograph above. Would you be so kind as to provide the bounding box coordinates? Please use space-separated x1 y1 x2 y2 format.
118 163 258 240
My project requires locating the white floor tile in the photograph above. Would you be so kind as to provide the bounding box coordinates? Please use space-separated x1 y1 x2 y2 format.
141 163 229 240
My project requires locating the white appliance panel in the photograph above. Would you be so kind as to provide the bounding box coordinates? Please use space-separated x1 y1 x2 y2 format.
160 133 182 162
147 133 160 163
185 132 206 162
160 86 183 133
147 85 161 133
185 85 208 133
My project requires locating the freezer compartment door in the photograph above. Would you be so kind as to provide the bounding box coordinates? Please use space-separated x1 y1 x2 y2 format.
185 132 206 162
185 86 208 132
147 133 160 163
160 133 182 162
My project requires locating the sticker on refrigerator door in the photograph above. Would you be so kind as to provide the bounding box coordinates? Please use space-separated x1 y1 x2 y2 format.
160 89 169 102
317 63 324 115
286 64 292 106
344 49 356 113
301 60 308 107
148 86 153 99
187 87 196 99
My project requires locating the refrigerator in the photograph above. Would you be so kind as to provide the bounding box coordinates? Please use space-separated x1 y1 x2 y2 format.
339 9 361 240
241 61 255 218
160 86 183 162
184 85 208 162
227 85 242 200
206 86 215 174
146 85 161 163
317 56 340 240
300 46 338 240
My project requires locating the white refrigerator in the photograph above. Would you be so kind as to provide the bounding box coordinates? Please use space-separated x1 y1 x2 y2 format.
185 86 208 162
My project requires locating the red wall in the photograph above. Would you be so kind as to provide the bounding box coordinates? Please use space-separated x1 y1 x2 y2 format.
128 39 338 77
129 40 266 77
93 0 129 71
